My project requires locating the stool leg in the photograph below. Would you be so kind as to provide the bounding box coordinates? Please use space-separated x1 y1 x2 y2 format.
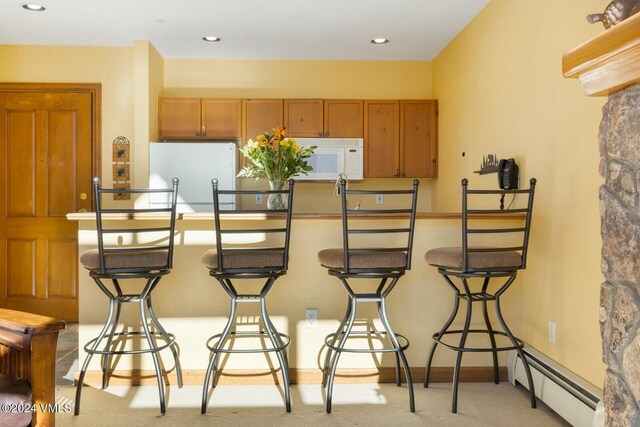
480 276 499 385
147 297 183 388
101 300 122 389
322 297 352 388
139 296 166 415
326 297 357 414
495 287 537 409
201 296 237 414
452 281 473 414
260 297 291 413
379 298 415 413
263 310 291 385
75 296 116 415
376 302 401 387
425 288 460 388
482 299 499 385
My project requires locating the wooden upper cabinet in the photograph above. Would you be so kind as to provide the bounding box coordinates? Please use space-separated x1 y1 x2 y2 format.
284 99 324 137
401 100 438 178
158 98 201 139
364 101 400 178
202 99 241 138
159 98 241 139
324 100 363 138
242 99 283 143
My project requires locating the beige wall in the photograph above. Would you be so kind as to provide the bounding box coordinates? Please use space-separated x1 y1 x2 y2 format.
431 0 606 387
0 45 134 197
164 60 432 99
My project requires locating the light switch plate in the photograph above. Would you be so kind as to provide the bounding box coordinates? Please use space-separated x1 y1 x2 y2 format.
255 194 263 205
548 320 556 343
376 194 384 205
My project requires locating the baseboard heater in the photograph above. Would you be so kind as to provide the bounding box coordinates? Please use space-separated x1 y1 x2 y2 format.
508 346 603 427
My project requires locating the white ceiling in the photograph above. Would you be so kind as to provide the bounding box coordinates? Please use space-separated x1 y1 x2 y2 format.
0 0 489 60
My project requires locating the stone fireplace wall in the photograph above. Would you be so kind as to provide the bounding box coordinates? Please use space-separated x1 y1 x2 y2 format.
600 82 640 426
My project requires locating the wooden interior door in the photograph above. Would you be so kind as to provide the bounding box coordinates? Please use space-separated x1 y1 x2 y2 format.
364 100 400 177
401 100 438 178
324 99 363 138
0 92 93 321
283 99 324 137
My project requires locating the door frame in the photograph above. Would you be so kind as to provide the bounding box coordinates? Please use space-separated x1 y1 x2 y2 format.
0 82 102 181
0 82 101 315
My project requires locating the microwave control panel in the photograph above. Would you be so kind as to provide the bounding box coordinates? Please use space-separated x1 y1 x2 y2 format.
344 147 363 180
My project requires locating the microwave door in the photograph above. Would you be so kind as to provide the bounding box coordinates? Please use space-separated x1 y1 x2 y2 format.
299 147 345 180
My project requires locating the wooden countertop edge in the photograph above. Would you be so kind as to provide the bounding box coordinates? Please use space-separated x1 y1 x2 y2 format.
67 212 526 221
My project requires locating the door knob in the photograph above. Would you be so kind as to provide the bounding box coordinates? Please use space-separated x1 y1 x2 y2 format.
79 192 87 200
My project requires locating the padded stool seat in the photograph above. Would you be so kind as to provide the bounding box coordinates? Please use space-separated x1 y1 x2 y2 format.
318 249 407 270
80 249 169 271
425 247 522 270
201 249 284 270
0 374 32 427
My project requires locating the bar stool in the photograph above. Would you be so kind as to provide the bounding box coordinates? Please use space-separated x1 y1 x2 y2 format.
317 179 419 413
201 179 295 414
423 178 537 413
75 177 183 415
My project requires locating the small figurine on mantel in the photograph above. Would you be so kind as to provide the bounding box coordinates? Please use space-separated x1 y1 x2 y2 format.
587 0 640 29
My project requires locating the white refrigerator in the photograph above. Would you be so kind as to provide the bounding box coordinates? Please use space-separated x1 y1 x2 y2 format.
149 142 237 212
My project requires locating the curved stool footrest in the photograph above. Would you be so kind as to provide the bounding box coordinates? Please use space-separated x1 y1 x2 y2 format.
206 331 291 354
432 329 524 352
84 331 177 355
325 331 410 353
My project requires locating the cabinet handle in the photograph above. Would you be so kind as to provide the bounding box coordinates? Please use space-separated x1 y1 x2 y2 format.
318 132 323 136
325 132 329 137
196 132 200 136
203 132 207 137
395 169 400 177
401 172 406 177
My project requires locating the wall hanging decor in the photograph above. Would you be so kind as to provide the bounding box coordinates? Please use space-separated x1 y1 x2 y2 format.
112 136 131 200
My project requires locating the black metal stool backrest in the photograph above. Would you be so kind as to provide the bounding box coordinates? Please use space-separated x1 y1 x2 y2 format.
461 178 537 272
93 177 179 275
339 179 419 273
211 179 295 274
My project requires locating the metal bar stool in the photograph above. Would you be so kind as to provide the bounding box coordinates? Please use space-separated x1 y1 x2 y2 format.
75 177 183 415
201 179 295 414
423 178 537 413
317 178 419 413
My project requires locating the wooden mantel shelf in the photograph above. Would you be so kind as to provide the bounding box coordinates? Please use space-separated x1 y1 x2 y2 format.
563 11 640 96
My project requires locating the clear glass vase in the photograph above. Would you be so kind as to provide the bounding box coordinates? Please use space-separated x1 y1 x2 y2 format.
267 179 288 210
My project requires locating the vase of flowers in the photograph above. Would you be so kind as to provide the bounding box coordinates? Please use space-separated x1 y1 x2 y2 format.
238 127 316 209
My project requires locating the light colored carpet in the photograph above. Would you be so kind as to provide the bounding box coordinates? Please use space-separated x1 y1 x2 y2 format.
56 382 569 426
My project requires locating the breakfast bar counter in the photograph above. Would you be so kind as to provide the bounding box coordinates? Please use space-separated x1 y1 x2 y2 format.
68 212 526 385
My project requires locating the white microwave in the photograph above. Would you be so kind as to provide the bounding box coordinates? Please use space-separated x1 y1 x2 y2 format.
295 138 363 181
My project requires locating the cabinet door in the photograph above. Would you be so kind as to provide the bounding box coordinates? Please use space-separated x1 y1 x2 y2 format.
324 100 363 138
284 99 324 137
242 99 283 143
401 100 438 178
159 98 201 138
364 101 400 178
202 99 241 138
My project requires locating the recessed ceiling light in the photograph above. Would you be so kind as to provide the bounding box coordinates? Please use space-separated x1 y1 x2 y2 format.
202 36 221 42
22 3 46 11
371 38 389 44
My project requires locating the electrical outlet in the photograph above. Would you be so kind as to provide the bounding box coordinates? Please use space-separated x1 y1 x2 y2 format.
376 194 384 205
549 320 556 343
306 309 318 329
255 194 263 205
